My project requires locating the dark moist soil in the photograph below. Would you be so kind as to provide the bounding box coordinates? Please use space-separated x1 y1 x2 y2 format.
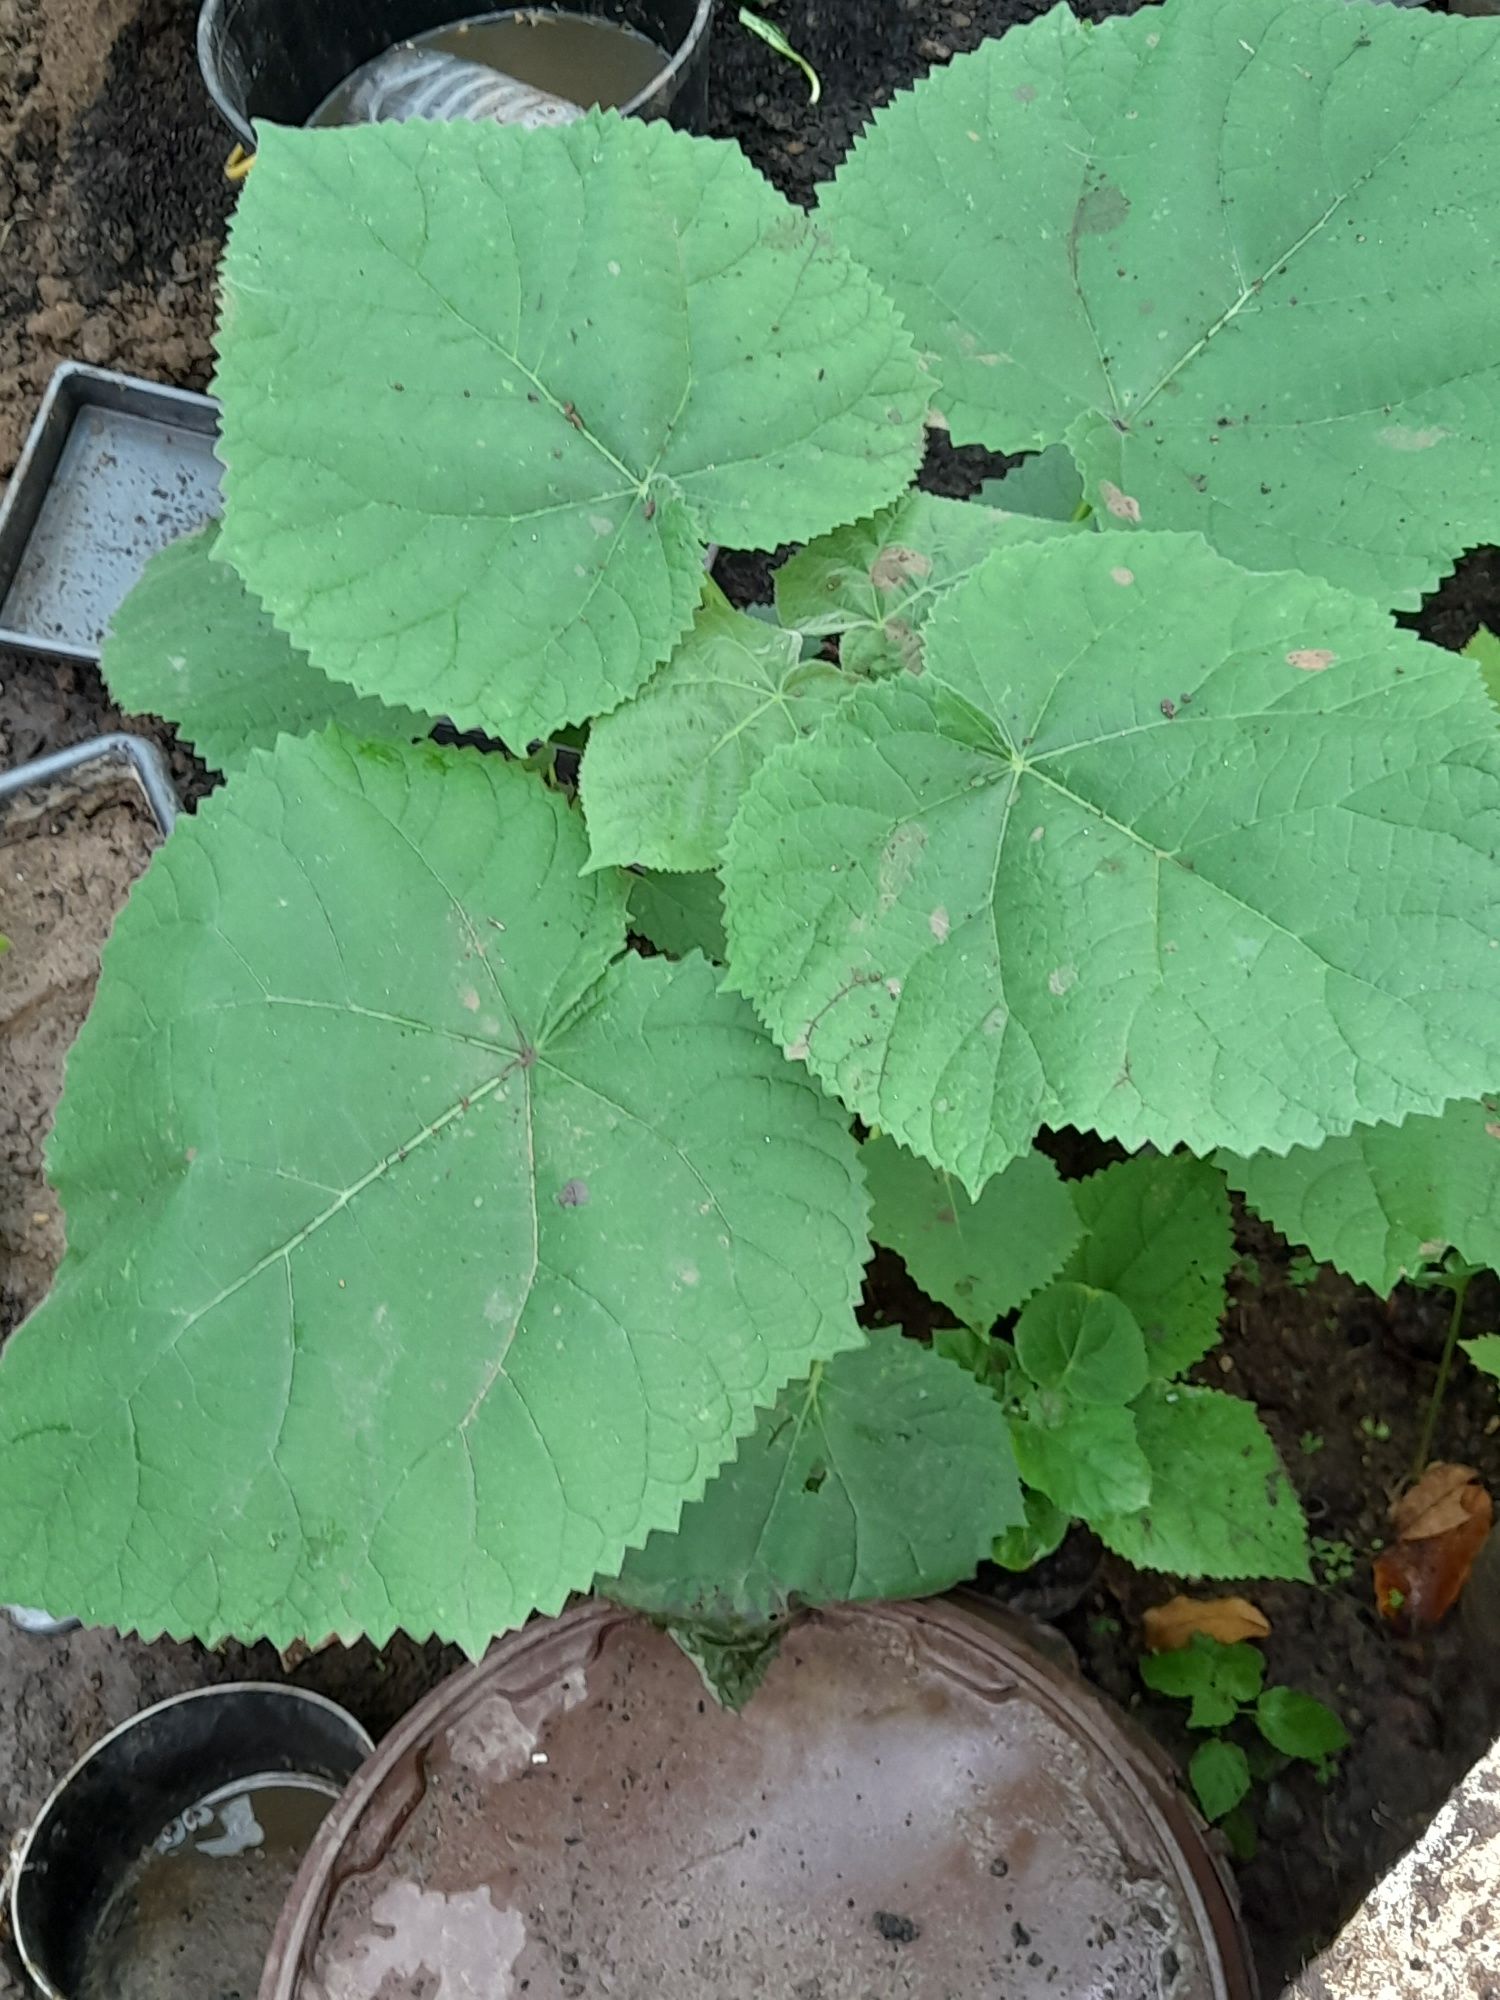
1 3 1499 1997
0 764 160 1332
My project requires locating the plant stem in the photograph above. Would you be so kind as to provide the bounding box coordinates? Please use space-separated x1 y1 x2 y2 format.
1412 1270 1473 1481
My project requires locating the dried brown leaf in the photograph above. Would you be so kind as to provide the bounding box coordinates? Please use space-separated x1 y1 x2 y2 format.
1390 1462 1481 1542
1142 1594 1271 1653
1376 1464 1493 1630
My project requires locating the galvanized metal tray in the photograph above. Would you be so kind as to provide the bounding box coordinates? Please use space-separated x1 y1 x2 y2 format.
0 363 221 665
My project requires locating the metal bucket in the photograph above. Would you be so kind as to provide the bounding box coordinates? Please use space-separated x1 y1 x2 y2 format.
197 0 716 148
11 1683 374 1999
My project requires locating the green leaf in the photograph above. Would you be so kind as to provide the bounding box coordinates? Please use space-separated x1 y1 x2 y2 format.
0 733 870 1650
215 116 924 745
1220 1804 1259 1863
976 446 1085 525
1010 1397 1151 1522
1061 1155 1233 1379
607 1329 1023 1623
819 0 1500 605
1141 1634 1265 1729
774 490 1078 678
1466 629 1500 712
1255 1686 1350 1764
581 584 850 872
667 1620 782 1711
724 531 1500 1195
626 868 727 961
991 1486 1070 1571
1013 1282 1149 1406
862 1136 1081 1327
1225 1097 1500 1295
101 528 433 770
1098 1387 1310 1582
1190 1738 1252 1823
1461 1334 1500 1383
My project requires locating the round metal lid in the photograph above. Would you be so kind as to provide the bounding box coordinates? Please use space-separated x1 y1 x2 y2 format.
264 1598 1254 2000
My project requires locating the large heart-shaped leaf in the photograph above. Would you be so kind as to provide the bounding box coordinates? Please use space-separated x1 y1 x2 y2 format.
1224 1097 1500 1295
581 583 850 872
605 1329 1022 1623
215 116 925 745
1060 1154 1232 1379
102 528 434 771
0 735 868 1650
723 532 1500 1194
819 0 1500 604
773 490 1079 677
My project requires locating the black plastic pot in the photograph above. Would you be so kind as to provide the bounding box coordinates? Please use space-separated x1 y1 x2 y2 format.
11 1683 373 2000
198 0 716 148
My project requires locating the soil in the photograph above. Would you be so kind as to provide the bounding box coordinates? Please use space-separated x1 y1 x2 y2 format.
0 762 159 1330
1 1 1498 1996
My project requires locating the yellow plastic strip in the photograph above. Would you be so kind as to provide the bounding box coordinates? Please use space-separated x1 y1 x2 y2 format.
225 145 256 184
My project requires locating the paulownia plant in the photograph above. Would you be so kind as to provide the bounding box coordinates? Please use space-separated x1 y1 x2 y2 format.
3 0 1500 1659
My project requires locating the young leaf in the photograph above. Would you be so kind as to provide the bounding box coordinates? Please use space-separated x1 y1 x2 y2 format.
605 1330 1023 1623
1061 1155 1233 1379
1462 1335 1500 1382
819 0 1500 605
773 490 1078 677
1141 1634 1265 1730
991 1486 1070 1571
1255 1686 1350 1764
1097 1388 1311 1583
215 116 924 745
1466 629 1500 712
0 734 870 1650
1224 1098 1500 1295
862 1136 1081 1328
102 527 433 771
975 446 1085 526
724 531 1500 1195
581 584 850 872
626 868 727 961
1013 1282 1149 1406
1190 1739 1252 1823
1010 1398 1151 1523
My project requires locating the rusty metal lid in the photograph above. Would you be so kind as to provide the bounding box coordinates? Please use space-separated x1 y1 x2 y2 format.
262 1598 1255 1999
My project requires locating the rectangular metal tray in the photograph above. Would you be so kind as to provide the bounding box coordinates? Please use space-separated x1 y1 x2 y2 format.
0 363 222 665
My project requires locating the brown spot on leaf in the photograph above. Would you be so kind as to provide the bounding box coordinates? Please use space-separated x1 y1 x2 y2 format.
870 545 933 592
1287 649 1337 673
929 906 951 942
1074 180 1131 237
1110 566 1135 587
1013 83 1036 103
1379 423 1448 452
1099 481 1142 523
556 1178 590 1208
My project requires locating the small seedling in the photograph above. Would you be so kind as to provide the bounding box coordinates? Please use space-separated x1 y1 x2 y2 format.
1287 1253 1322 1292
1360 1416 1392 1444
1141 1637 1349 1853
1298 1432 1325 1458
1310 1537 1356 1590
